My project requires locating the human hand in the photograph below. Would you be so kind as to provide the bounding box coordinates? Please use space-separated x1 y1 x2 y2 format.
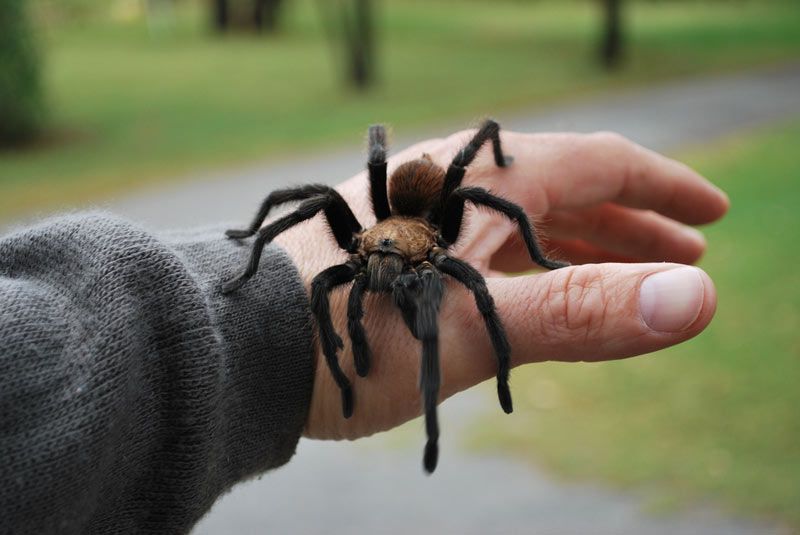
274 129 728 441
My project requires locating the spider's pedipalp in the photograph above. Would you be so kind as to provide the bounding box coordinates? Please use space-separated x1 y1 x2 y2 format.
311 261 362 418
347 273 372 377
392 264 445 473
434 254 513 414
440 186 569 271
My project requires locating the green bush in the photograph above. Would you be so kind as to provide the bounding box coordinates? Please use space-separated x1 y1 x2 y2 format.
0 0 44 146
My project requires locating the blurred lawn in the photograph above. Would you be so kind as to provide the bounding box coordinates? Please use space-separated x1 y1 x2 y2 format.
1 0 800 220
470 120 800 527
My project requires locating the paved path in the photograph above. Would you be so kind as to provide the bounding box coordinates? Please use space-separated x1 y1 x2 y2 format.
104 62 800 230
25 64 800 533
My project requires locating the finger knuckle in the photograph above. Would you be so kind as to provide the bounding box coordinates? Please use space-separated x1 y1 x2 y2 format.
590 130 632 153
538 265 610 342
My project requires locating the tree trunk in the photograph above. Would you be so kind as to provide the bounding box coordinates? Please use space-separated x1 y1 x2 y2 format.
212 0 229 32
0 0 44 146
344 0 374 89
600 0 623 69
253 0 283 33
317 0 377 89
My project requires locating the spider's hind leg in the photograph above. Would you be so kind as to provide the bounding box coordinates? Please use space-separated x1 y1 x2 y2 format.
431 119 512 223
222 190 363 294
367 124 392 221
452 119 512 170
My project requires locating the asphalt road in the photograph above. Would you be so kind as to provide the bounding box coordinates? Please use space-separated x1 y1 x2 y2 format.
17 63 800 534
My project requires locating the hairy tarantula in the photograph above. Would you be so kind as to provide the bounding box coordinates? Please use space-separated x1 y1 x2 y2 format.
221 120 568 473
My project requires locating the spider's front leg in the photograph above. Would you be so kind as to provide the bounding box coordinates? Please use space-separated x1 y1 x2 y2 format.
440 187 569 271
432 252 513 414
311 260 363 419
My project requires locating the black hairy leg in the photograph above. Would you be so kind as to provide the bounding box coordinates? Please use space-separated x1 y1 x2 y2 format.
451 118 511 170
430 119 512 222
225 184 334 239
367 124 391 221
440 186 569 271
347 272 372 377
433 253 513 414
222 190 363 294
392 265 445 473
311 261 362 418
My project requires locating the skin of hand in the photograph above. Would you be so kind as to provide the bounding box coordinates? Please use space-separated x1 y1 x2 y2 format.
274 129 729 441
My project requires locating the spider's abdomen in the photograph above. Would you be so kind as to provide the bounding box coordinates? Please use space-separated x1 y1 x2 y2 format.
389 155 446 217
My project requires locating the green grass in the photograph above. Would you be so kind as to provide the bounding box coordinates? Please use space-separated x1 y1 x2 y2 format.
2 0 800 220
469 120 800 527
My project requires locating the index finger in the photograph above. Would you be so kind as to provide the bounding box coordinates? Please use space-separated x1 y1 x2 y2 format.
502 131 730 225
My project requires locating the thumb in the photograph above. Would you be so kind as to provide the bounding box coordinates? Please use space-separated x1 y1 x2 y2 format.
447 264 716 378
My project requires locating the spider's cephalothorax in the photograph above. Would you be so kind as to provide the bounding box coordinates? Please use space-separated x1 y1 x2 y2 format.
221 120 568 473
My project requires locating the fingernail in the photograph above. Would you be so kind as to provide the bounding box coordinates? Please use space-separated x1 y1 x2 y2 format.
640 267 704 332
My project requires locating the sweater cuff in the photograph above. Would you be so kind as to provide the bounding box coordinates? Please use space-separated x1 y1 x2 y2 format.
165 227 315 482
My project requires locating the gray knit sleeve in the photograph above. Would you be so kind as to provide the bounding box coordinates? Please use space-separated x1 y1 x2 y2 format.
0 213 315 534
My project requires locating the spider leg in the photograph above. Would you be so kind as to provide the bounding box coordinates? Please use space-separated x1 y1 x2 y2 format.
347 272 372 377
226 184 339 239
311 260 362 418
432 253 513 414
430 119 512 223
222 191 363 293
367 124 392 221
440 186 569 271
392 265 445 474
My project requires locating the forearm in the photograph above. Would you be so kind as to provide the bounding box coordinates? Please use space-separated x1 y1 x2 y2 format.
0 213 314 534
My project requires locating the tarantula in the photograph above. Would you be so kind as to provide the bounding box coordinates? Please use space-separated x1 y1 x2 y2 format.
221 120 568 473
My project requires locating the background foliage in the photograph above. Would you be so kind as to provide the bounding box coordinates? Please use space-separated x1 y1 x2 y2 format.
2 0 799 219
0 0 44 145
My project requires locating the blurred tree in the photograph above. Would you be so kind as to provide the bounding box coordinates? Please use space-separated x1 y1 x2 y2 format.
211 0 284 33
600 0 624 69
318 0 376 89
254 0 283 32
0 0 43 146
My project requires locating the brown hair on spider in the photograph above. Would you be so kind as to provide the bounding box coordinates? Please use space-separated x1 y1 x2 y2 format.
221 120 567 474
